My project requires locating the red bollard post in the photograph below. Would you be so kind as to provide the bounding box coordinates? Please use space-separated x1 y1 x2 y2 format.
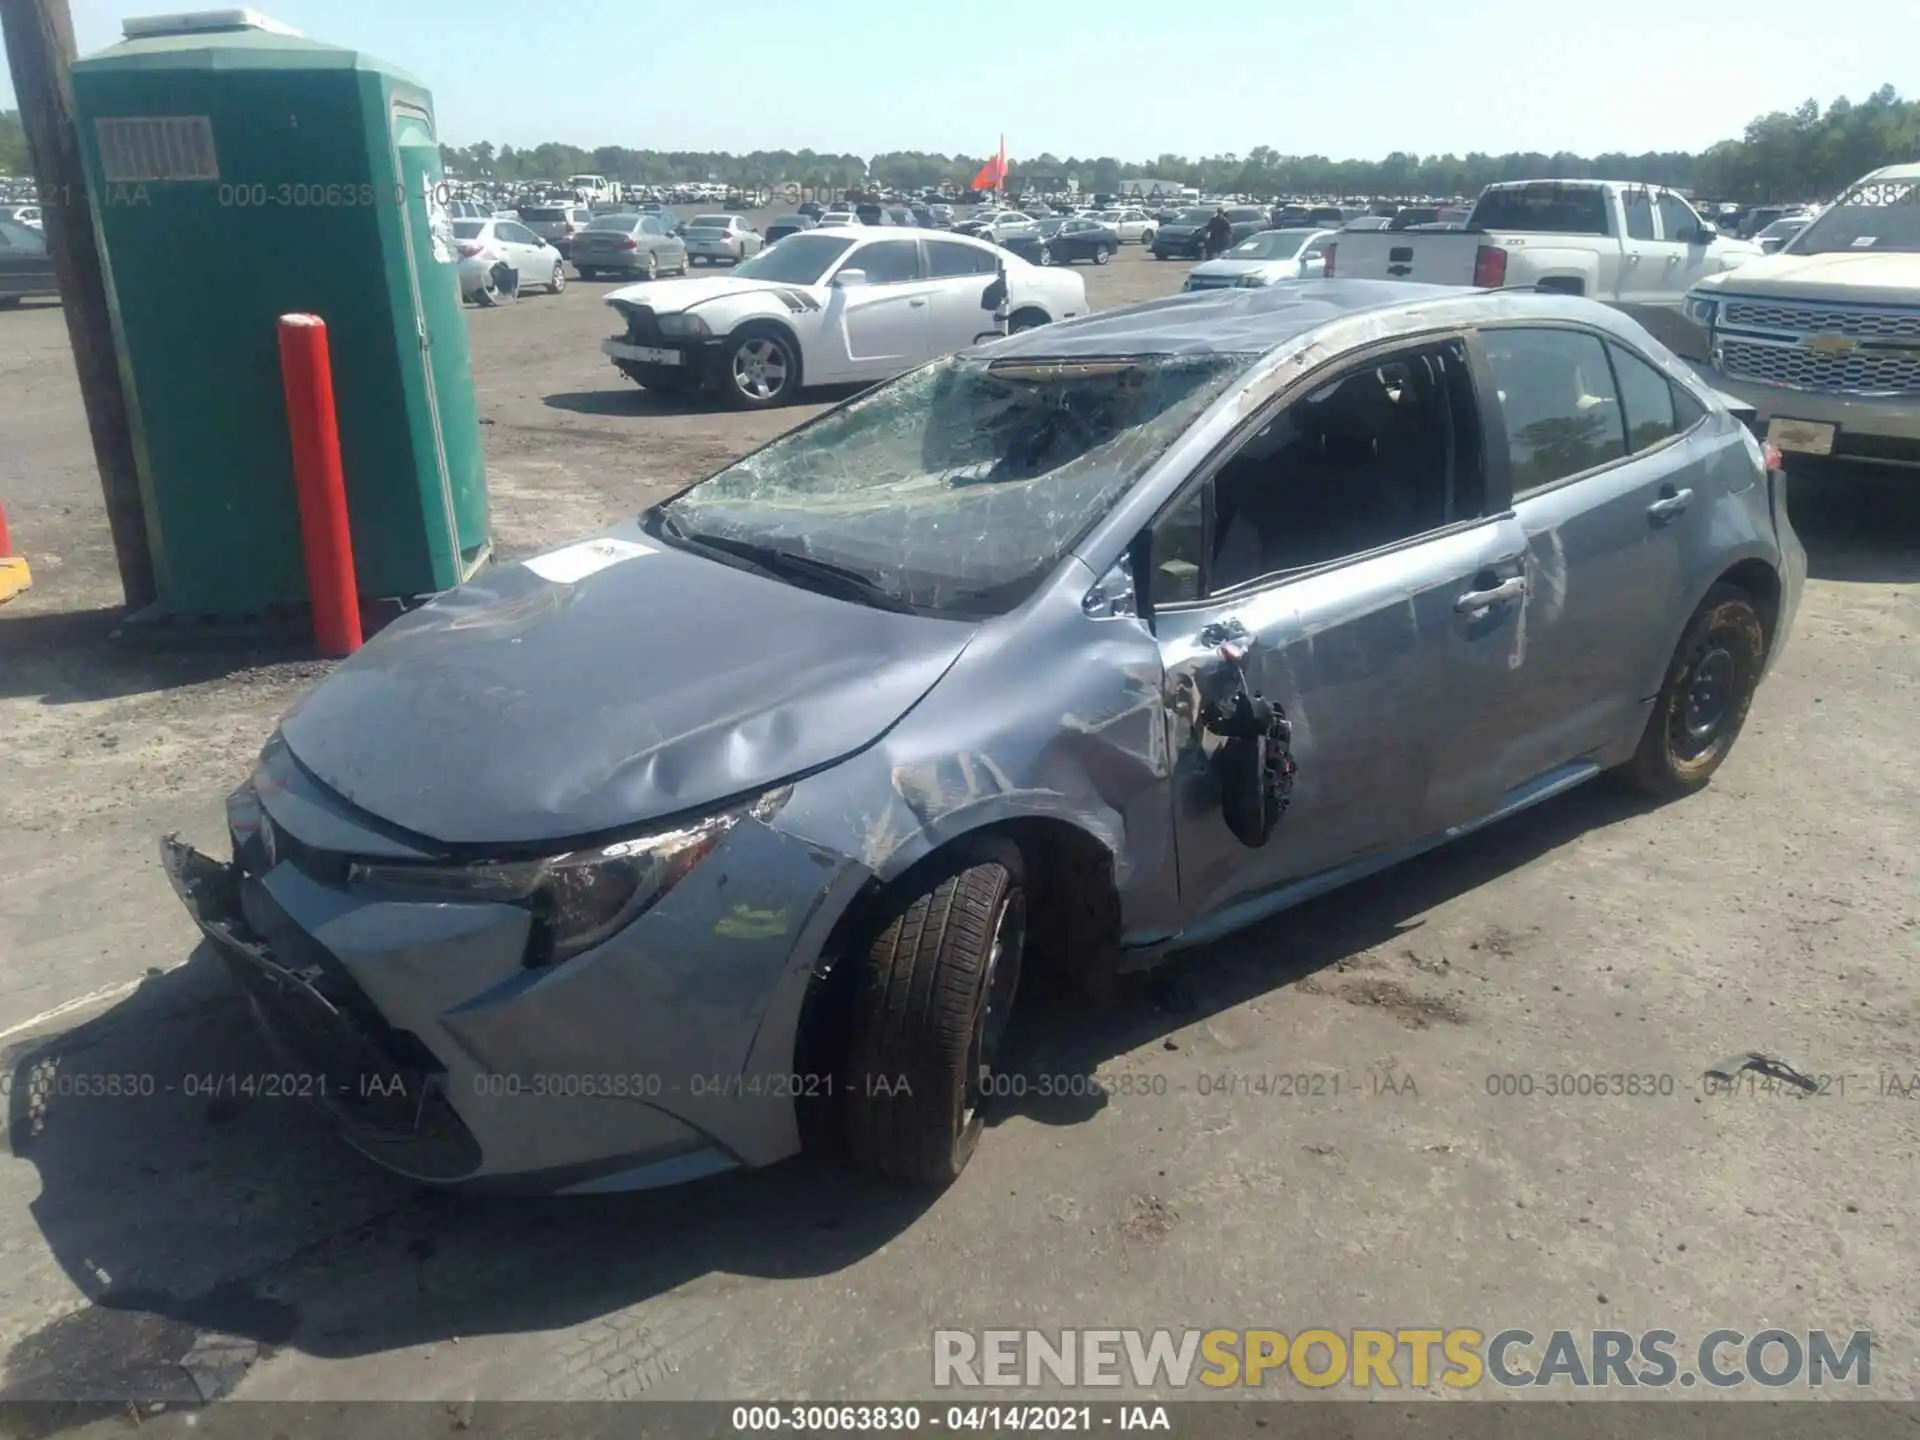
0 498 13 557
276 314 363 656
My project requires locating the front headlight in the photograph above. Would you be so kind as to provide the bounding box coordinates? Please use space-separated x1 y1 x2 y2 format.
1684 294 1719 329
1236 272 1272 288
347 792 785 965
657 313 711 339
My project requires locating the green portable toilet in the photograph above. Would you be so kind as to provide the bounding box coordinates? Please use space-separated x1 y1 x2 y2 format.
70 9 489 617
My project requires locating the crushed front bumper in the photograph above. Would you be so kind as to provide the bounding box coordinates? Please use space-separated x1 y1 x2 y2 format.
160 773 869 1193
161 835 487 1183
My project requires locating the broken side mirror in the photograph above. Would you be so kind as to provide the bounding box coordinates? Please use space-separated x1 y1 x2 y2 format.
1199 638 1296 849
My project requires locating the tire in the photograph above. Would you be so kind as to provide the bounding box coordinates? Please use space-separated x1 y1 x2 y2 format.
1094 245 1112 265
477 264 512 306
1140 229 1155 246
0 296 21 310
576 265 598 280
843 837 1027 1185
720 324 799 409
1008 308 1049 334
643 250 659 281
1618 583 1767 798
548 261 566 294
1037 247 1055 266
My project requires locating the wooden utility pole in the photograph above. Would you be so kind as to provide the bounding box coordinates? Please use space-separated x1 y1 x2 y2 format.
1 0 155 609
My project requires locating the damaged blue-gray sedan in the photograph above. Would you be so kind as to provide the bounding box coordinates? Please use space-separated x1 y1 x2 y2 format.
165 280 1805 1194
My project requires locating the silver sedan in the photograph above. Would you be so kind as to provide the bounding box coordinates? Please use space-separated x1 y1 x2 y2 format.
164 282 1802 1195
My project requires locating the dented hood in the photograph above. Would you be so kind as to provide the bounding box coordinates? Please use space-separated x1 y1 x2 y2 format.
278 527 976 848
603 274 814 315
1696 249 1920 304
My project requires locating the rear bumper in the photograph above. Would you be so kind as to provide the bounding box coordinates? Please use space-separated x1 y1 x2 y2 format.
1694 362 1920 471
572 251 650 273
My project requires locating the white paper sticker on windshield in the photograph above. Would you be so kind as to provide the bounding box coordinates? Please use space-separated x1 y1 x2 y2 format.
523 537 656 583
1851 235 1876 247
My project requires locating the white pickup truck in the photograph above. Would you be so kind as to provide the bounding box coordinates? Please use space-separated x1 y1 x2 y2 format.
1327 180 1762 351
1682 162 1920 474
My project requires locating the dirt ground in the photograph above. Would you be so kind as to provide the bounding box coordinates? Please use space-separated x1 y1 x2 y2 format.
1 233 1918 1428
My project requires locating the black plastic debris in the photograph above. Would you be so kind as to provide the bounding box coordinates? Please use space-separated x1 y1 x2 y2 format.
1703 1051 1821 1094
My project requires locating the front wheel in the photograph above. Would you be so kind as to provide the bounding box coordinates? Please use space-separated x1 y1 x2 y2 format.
1618 583 1767 798
1094 245 1112 265
843 838 1027 1185
548 261 566 294
720 325 799 409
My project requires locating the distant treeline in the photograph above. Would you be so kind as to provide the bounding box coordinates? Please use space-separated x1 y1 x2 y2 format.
427 85 1919 203
3 84 1913 202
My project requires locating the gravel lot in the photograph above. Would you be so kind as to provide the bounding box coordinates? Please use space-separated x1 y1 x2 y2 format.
1 232 1917 1422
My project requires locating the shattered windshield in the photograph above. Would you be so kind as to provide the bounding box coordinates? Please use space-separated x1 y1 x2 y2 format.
1789 181 1920 254
651 352 1251 614
730 234 856 283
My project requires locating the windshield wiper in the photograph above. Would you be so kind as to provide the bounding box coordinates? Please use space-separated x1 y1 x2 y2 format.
651 511 917 613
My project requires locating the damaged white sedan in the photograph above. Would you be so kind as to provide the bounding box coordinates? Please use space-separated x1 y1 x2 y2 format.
165 281 1803 1195
599 227 1089 408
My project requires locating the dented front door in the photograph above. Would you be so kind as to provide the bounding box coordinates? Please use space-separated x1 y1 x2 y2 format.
1157 517 1532 924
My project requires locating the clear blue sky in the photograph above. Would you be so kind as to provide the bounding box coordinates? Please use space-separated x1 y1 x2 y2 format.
6 0 1908 161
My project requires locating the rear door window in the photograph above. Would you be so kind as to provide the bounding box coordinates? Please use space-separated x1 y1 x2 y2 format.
924 240 999 277
1606 342 1679 451
1480 328 1627 493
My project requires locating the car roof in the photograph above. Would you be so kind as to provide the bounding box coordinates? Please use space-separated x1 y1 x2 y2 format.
976 280 1635 361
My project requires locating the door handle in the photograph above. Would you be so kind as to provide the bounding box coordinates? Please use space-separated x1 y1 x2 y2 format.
1647 487 1694 522
909 298 927 307
1455 576 1527 613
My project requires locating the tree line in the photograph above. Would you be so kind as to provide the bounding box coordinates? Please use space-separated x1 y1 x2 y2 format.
430 86 1916 203
3 84 1914 201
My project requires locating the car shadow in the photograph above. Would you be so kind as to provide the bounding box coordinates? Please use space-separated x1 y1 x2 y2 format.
1 777 1658 1407
991 777 1663 1130
1789 469 1920 583
0 607 335 704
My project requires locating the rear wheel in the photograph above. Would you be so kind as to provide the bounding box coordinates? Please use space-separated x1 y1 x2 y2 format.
1618 583 1767 798
576 265 598 279
1008 308 1049 333
843 838 1027 1185
643 251 659 281
1140 228 1156 246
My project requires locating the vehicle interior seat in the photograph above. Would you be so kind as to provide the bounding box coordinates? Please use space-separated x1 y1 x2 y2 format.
1209 361 1451 590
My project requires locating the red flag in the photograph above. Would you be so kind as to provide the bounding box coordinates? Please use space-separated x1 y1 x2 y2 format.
971 135 1007 193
